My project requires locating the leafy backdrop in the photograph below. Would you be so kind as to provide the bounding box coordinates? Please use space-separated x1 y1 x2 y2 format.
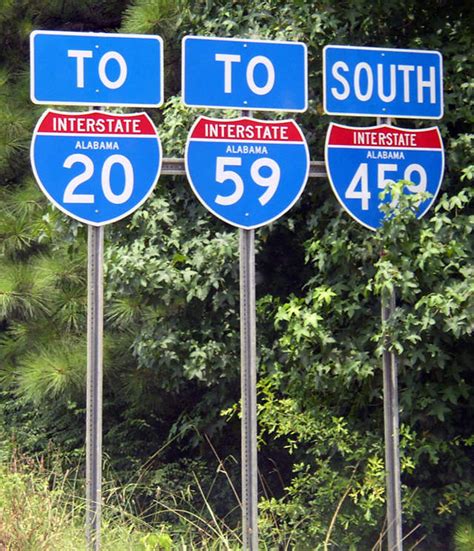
0 0 472 549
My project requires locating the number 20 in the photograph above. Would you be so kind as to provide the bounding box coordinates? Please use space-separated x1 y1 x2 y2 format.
63 153 134 204
215 156 280 206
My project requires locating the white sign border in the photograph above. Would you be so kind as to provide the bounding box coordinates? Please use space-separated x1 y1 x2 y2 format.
322 44 444 120
182 35 308 113
30 108 163 227
324 122 445 231
185 115 310 230
30 30 164 108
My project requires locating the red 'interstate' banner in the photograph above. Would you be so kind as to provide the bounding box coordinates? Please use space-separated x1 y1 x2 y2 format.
327 124 442 149
190 117 305 142
36 110 157 136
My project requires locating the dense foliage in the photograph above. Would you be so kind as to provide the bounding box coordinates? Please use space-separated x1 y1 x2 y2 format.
0 0 472 549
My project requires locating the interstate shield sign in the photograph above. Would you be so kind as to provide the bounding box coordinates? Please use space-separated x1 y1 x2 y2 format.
325 123 444 231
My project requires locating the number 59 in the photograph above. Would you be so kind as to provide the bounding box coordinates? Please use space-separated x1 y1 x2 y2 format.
215 156 280 206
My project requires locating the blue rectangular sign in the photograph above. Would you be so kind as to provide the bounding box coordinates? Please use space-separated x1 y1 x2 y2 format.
182 36 307 112
323 45 443 119
30 31 163 107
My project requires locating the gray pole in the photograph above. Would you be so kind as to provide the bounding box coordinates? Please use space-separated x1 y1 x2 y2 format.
240 227 258 550
86 224 104 550
381 288 403 550
239 108 258 550
379 116 403 551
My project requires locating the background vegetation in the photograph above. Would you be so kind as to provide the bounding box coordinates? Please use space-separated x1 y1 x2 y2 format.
0 0 472 549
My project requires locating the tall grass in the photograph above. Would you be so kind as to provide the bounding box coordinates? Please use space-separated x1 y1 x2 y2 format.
0 448 436 549
0 453 245 550
0 456 83 550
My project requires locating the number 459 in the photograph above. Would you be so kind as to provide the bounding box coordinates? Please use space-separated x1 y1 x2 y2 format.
345 162 427 210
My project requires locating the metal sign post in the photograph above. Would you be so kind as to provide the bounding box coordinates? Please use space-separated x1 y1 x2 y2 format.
378 116 403 551
184 100 311 546
86 224 104 550
182 42 309 548
30 31 165 551
381 286 403 551
238 107 258 551
323 90 443 547
240 226 258 550
170 153 324 551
